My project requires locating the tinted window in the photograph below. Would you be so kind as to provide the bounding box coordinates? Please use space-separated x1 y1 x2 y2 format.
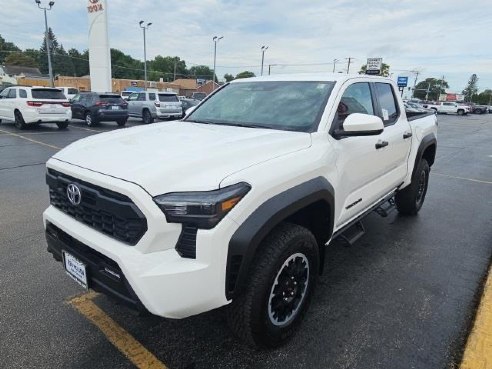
0 89 9 98
158 94 180 102
374 83 399 125
336 82 374 126
99 95 125 104
8 89 17 98
32 89 65 99
148 93 156 101
127 93 138 101
19 89 27 98
68 88 79 95
186 81 335 132
137 93 146 101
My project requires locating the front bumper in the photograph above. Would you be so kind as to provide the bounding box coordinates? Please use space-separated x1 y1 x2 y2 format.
42 160 235 318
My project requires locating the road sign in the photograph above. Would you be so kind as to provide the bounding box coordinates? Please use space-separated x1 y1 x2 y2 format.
397 76 408 87
366 58 382 75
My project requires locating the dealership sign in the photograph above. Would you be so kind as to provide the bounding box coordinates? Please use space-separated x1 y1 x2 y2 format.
366 58 382 75
397 76 408 87
87 0 103 13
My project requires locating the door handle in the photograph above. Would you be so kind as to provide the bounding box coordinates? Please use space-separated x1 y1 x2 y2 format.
403 132 412 139
375 140 389 149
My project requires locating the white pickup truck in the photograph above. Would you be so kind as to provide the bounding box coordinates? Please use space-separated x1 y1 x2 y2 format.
43 74 437 347
423 101 470 115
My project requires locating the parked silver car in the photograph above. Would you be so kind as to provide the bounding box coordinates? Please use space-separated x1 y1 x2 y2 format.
127 91 182 123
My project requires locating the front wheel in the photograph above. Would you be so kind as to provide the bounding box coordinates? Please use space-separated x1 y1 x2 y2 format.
395 158 430 215
457 109 464 116
227 223 319 348
14 110 27 130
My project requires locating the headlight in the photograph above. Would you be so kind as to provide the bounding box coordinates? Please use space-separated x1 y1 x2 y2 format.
153 182 251 229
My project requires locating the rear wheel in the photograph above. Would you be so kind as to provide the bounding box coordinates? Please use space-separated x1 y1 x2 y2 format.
457 109 464 116
227 223 319 348
395 158 430 215
116 119 127 127
142 109 154 124
85 112 97 127
56 121 69 130
14 110 27 130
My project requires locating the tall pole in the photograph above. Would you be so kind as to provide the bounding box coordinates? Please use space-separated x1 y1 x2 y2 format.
261 46 268 76
139 21 152 90
36 1 55 87
346 57 354 74
332 59 338 73
412 70 420 98
212 36 223 90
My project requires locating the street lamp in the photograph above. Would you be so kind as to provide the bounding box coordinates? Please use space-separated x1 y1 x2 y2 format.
260 46 268 76
212 36 223 90
139 20 152 90
35 0 55 87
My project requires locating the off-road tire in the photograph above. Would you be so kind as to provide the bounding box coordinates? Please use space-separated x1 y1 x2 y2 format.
395 158 430 215
142 109 154 124
14 110 27 130
56 121 69 130
227 223 319 348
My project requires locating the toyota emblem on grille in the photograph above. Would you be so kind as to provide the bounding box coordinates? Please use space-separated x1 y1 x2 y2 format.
67 184 82 206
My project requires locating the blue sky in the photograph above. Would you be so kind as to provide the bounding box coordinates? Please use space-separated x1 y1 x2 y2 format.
2 0 492 92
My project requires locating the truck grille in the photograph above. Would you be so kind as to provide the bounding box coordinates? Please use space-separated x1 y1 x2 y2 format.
46 169 147 245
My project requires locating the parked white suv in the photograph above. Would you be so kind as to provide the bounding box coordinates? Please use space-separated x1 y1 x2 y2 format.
127 91 182 123
43 74 437 347
0 86 71 129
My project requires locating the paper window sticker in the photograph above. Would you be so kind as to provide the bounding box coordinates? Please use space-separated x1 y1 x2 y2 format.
382 109 389 121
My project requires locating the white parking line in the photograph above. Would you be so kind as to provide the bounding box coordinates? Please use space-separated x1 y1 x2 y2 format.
433 172 492 185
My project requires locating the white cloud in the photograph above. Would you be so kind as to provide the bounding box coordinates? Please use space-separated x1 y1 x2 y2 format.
1 0 491 91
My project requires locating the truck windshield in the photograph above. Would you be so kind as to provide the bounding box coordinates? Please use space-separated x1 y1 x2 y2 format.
185 81 335 132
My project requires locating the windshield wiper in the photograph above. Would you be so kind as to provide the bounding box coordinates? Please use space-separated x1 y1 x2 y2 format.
187 119 220 125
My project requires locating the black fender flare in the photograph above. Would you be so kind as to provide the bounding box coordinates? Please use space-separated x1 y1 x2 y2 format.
225 177 334 300
412 133 437 180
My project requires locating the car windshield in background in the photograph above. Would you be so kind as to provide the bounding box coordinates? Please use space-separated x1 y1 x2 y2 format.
100 95 124 103
186 81 335 132
31 89 66 99
68 88 78 95
159 94 179 102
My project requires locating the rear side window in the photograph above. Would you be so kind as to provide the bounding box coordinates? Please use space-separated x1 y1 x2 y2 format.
8 89 17 98
68 88 78 95
374 83 399 125
137 93 146 101
336 82 374 127
148 93 156 101
32 89 65 99
99 95 124 104
19 89 27 98
158 94 179 102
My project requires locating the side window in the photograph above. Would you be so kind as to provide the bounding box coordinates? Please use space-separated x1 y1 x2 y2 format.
0 88 10 98
137 93 146 101
127 93 138 101
374 83 399 125
71 94 81 103
19 89 27 98
336 82 374 127
8 89 17 98
148 93 156 101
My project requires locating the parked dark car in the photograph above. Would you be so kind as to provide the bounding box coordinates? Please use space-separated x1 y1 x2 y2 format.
70 92 128 126
471 104 489 114
180 98 200 117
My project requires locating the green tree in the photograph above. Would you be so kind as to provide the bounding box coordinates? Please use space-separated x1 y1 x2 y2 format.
413 77 449 101
358 63 390 77
148 56 187 82
4 52 38 67
111 48 143 79
24 48 41 67
0 34 21 64
476 89 492 105
68 48 89 77
462 74 479 102
189 65 215 81
53 44 75 76
39 27 59 75
224 73 234 82
235 71 256 79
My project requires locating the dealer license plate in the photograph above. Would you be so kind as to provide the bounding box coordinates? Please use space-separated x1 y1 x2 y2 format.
63 251 88 289
111 105 120 110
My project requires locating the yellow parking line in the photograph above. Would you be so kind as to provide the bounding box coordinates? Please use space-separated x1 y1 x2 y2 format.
68 292 168 369
0 128 61 150
460 267 492 369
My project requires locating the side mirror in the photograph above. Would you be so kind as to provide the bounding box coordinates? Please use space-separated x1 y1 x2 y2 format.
185 106 197 115
335 113 384 137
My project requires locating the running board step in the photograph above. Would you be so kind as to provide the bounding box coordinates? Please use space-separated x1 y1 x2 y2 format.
374 197 396 218
336 221 365 247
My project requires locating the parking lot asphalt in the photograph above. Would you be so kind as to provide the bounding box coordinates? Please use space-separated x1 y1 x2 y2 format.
0 114 491 369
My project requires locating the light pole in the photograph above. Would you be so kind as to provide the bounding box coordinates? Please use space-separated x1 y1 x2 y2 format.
139 20 152 90
332 59 339 73
35 0 55 87
260 46 268 76
212 36 223 90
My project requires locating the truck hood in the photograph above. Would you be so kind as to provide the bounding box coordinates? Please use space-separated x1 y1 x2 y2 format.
52 122 311 195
